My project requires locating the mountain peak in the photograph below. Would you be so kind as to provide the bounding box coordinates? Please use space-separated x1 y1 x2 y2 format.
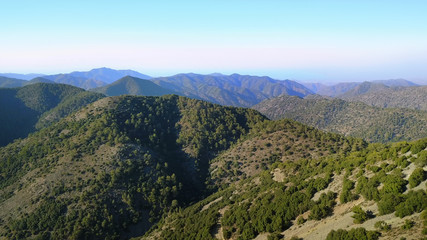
92 75 177 96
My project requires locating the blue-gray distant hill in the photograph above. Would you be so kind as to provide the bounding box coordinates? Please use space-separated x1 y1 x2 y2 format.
0 73 45 80
43 67 152 89
67 67 152 84
0 76 55 88
151 73 313 107
92 76 177 96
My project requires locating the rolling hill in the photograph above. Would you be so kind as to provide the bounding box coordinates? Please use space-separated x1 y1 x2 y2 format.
253 95 427 143
0 83 105 146
91 76 177 96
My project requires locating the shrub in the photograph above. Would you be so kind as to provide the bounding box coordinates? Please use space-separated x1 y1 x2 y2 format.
326 228 380 240
401 219 415 230
395 190 427 218
374 221 391 231
408 168 426 188
378 193 402 215
352 206 369 224
340 179 355 203
296 216 306 225
268 232 284 240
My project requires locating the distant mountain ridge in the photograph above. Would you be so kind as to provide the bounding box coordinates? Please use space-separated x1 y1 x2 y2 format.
151 73 313 107
337 81 392 98
303 79 419 97
0 73 45 80
67 67 152 84
1 68 152 90
42 67 152 89
371 78 419 87
0 76 55 88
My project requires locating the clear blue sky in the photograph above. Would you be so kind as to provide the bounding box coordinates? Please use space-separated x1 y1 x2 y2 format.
1 0 427 83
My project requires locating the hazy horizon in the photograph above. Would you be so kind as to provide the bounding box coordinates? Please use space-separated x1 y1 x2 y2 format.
2 67 427 85
1 1 427 84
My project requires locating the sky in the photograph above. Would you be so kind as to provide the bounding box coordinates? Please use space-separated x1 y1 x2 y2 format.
1 0 427 83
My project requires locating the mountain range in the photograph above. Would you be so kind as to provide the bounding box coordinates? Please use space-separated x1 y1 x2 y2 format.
1 69 426 239
150 73 312 107
1 68 152 90
303 79 419 97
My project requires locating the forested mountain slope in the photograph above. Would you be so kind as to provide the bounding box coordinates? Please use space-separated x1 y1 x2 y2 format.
0 95 265 239
91 76 177 97
1 94 425 240
151 73 313 107
337 82 392 98
339 86 427 111
253 95 427 143
143 137 427 240
0 83 104 146
0 76 27 88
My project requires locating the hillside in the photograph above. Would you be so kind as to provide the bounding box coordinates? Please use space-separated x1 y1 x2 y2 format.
26 77 55 85
0 76 27 88
151 73 313 107
0 94 425 239
253 95 427 143
0 83 104 146
143 138 427 240
339 86 427 111
0 95 266 239
92 76 177 96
